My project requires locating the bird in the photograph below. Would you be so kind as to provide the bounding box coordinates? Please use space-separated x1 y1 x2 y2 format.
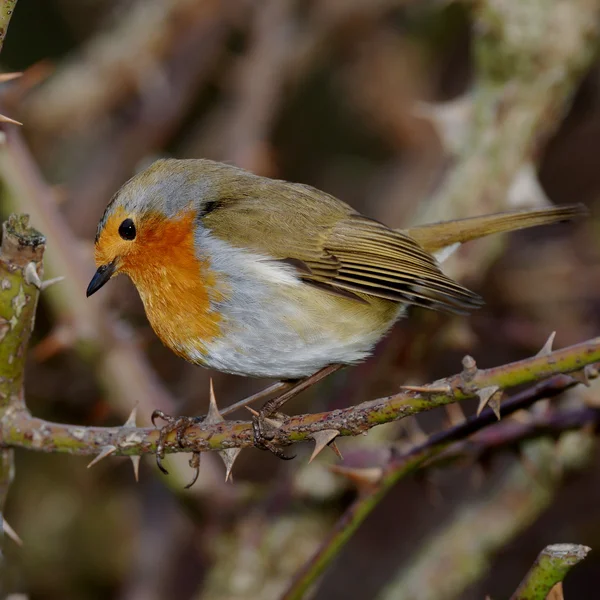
87 158 585 466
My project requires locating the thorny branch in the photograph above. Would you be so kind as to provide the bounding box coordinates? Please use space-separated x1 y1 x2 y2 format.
0 292 598 462
0 212 599 482
0 0 597 597
0 214 598 471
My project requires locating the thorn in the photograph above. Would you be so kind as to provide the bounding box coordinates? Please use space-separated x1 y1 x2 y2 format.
0 113 22 125
24 262 42 289
3 518 23 546
476 386 502 419
0 72 23 83
245 406 259 417
309 429 341 463
264 414 284 429
124 404 138 428
535 331 556 357
569 367 592 387
221 448 241 482
329 441 343 460
329 465 383 490
40 275 65 290
489 396 502 421
204 379 223 424
87 445 117 468
203 380 240 481
130 455 140 482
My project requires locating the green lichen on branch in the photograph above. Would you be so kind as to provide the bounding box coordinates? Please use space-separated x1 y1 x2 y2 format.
0 214 44 409
510 543 591 600
0 211 44 548
0 0 17 53
0 337 598 459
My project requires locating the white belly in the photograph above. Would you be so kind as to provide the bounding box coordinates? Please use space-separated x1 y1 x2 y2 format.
179 233 403 379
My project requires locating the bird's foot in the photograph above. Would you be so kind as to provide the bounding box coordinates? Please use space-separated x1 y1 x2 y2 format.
151 410 205 486
251 409 296 461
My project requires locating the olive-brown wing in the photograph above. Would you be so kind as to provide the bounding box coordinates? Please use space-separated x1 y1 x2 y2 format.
300 216 484 315
202 177 482 314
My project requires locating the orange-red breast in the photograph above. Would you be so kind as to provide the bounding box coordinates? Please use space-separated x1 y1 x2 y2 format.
87 158 585 380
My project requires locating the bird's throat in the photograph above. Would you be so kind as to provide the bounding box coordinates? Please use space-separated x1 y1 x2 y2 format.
123 212 223 360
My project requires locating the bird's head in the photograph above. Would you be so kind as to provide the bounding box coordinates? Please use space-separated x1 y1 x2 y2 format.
87 158 227 297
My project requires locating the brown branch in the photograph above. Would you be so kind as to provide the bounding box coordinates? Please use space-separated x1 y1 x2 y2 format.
0 213 596 594
0 338 598 460
21 0 227 134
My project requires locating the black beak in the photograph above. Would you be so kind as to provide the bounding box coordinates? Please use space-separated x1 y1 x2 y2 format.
86 261 116 297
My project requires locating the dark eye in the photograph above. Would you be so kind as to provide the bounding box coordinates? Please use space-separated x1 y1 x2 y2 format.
118 218 136 240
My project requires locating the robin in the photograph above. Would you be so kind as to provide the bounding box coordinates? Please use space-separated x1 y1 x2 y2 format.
87 158 585 471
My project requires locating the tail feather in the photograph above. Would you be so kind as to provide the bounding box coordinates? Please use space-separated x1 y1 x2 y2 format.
405 204 587 253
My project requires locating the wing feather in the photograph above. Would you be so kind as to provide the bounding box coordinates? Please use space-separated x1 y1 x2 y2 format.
298 216 483 314
202 175 483 315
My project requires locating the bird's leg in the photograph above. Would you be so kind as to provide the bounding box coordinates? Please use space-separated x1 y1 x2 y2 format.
220 380 293 417
252 364 344 458
150 381 296 478
151 410 205 477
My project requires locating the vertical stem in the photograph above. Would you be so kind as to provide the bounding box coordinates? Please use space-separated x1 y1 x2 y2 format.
0 215 44 407
0 214 45 552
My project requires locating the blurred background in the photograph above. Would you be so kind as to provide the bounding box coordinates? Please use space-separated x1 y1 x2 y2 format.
0 0 599 598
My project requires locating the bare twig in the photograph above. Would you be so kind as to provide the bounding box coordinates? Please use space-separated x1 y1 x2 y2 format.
22 0 226 133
